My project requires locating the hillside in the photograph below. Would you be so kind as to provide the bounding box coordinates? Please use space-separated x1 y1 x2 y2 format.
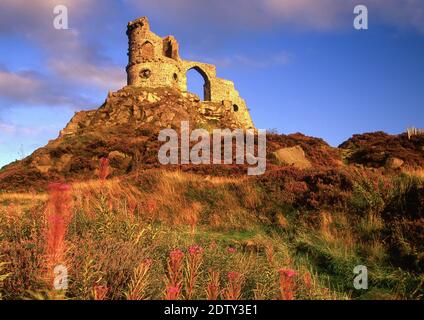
339 131 424 169
0 86 345 191
0 87 423 300
1 87 423 193
1 167 423 300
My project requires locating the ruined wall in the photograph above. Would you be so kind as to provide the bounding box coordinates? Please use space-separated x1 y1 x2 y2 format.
126 17 254 129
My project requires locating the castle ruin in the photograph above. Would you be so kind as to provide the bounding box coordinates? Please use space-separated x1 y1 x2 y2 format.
126 17 254 129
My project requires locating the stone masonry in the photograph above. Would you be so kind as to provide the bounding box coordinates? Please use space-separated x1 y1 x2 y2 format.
126 17 254 129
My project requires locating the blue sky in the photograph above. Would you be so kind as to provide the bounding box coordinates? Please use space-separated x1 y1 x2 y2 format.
0 0 423 168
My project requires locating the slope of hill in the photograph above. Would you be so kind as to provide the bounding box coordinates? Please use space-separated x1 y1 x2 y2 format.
0 87 423 300
339 131 424 169
0 86 345 191
1 167 423 300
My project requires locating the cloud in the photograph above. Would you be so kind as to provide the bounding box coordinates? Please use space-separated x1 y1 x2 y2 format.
186 51 292 69
0 122 16 134
48 59 125 91
0 0 423 115
0 0 126 113
0 0 100 34
41 27 126 93
368 0 424 33
0 119 56 138
128 0 424 33
262 0 349 30
0 67 95 108
0 69 43 100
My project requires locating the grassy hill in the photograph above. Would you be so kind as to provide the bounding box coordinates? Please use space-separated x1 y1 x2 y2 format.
0 166 423 299
0 87 423 300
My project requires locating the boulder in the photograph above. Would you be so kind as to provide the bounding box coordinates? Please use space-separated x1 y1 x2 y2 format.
274 145 312 169
386 157 404 169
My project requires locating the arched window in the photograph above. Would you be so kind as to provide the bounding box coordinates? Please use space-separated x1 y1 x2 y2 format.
140 42 154 60
186 66 211 101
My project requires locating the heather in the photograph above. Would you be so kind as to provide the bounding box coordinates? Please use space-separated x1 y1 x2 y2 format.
1 164 423 300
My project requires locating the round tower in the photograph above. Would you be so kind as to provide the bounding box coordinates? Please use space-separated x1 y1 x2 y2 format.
126 17 152 85
126 17 182 88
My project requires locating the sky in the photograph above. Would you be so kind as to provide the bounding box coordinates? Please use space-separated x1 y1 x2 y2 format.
0 0 423 168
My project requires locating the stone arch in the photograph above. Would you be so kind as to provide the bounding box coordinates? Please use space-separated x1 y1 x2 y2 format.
185 66 211 101
140 41 154 60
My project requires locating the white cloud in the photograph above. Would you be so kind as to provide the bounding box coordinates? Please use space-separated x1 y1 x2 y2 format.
0 0 422 113
128 0 424 33
0 0 125 110
0 67 95 107
48 59 125 92
0 122 16 134
262 0 349 30
0 120 58 137
0 69 43 100
187 51 292 69
0 0 99 32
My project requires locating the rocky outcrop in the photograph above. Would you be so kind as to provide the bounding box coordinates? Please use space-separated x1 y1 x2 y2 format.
60 86 248 139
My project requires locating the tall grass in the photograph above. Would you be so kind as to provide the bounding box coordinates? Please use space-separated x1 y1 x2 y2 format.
185 245 204 299
165 249 185 300
223 272 244 300
0 169 422 300
126 259 153 300
206 269 220 300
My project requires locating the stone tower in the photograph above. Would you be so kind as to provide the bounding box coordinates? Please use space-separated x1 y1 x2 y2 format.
126 17 254 128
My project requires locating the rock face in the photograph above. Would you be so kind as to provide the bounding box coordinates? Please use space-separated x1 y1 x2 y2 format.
126 16 254 129
59 86 248 138
274 146 312 169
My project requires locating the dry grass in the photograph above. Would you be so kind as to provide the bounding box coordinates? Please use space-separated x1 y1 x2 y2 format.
402 167 424 180
0 168 422 300
0 192 48 202
0 174 345 300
